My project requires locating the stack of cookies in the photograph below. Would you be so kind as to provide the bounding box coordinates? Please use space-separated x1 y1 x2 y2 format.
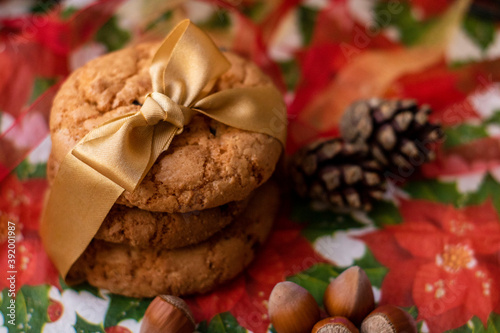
46 42 283 297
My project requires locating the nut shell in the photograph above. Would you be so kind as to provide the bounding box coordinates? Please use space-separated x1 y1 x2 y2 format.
268 281 321 333
323 266 375 326
360 305 417 333
312 317 360 333
140 295 195 333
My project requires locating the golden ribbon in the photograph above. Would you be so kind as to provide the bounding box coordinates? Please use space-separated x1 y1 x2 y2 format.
41 20 287 279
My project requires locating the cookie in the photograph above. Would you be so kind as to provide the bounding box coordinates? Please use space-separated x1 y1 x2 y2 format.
94 196 249 249
94 200 246 249
47 152 250 249
49 42 283 213
67 182 279 297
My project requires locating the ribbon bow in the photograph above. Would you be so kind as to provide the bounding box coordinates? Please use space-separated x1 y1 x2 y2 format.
41 20 287 279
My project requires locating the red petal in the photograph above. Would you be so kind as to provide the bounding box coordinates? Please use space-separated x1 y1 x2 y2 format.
0 232 59 289
472 234 500 255
0 177 48 233
278 240 325 277
286 119 334 155
47 299 63 322
231 282 275 333
0 45 35 117
0 50 15 113
413 263 468 318
464 200 500 230
359 229 413 267
289 44 348 120
399 199 452 228
491 265 500 315
267 223 325 274
393 228 445 259
34 18 71 55
464 264 500 325
379 259 424 307
68 0 126 49
20 179 49 232
430 99 479 126
0 174 24 216
461 202 500 254
247 246 286 285
188 276 246 322
397 66 469 118
423 305 472 333
266 228 302 246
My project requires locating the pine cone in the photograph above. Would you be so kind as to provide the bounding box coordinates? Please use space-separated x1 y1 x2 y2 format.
290 138 387 211
340 99 442 172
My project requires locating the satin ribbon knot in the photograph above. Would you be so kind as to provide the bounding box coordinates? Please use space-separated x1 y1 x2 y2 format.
141 92 194 133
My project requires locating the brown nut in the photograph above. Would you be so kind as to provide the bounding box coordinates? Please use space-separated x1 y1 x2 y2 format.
360 304 417 333
268 281 321 333
312 317 360 333
323 266 375 326
140 295 195 333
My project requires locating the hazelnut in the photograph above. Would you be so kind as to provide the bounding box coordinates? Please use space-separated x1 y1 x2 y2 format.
312 317 359 333
323 266 375 326
140 295 195 333
361 304 417 333
268 281 321 333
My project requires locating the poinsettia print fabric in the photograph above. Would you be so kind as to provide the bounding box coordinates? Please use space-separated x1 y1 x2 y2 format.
2 0 500 332
361 200 500 332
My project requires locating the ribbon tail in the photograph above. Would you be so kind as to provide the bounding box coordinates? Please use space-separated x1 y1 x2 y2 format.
40 153 123 280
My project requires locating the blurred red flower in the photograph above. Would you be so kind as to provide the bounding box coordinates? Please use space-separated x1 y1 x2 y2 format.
0 174 59 289
0 0 123 117
360 200 500 332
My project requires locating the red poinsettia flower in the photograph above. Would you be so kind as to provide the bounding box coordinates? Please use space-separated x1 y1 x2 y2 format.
0 173 59 289
0 0 123 118
0 173 48 233
0 231 59 290
0 0 124 180
360 199 500 332
186 216 325 333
